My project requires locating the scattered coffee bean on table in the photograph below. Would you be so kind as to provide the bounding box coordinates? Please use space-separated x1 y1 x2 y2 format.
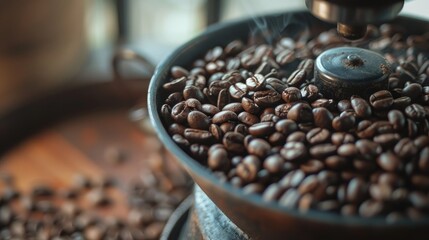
161 24 429 222
0 163 191 239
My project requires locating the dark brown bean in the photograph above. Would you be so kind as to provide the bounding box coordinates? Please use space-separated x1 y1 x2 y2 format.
369 90 394 109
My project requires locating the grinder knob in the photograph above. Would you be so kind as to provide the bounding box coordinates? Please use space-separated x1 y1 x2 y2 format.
314 47 390 100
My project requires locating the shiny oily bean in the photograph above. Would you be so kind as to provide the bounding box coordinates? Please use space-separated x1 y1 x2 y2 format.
373 133 401 147
332 115 355 132
394 138 417 159
300 160 324 174
247 139 271 158
377 152 401 172
248 122 275 137
187 111 210 130
331 133 355 146
208 148 230 172
241 97 260 114
306 128 330 145
253 89 281 107
223 102 243 113
263 154 285 174
184 129 214 143
212 111 238 124
281 142 308 162
287 69 306 87
246 74 265 91
237 112 259 126
201 104 220 116
275 119 298 135
263 184 286 202
281 87 301 103
387 109 405 130
351 96 372 118
223 132 245 154
229 82 248 99
287 103 313 123
405 103 426 119
163 76 187 92
312 107 334 129
309 144 337 159
418 147 429 172
369 90 394 109
337 144 359 158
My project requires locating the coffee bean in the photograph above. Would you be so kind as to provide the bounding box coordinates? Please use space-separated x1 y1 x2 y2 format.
306 128 330 145
300 160 324 174
312 107 334 129
332 115 355 132
373 133 401 147
212 110 238 124
253 89 281 107
393 96 412 109
208 148 230 171
287 69 306 87
184 128 214 143
187 111 210 130
276 49 295 65
337 144 358 158
228 83 247 100
163 76 187 92
331 132 355 146
370 90 394 109
287 103 313 123
248 122 275 137
301 84 319 102
237 112 259 126
309 144 337 158
282 87 301 103
241 97 261 114
336 100 351 112
285 131 305 143
405 103 426 119
263 154 284 173
347 177 367 203
351 96 372 118
223 102 243 113
247 139 271 158
356 140 382 160
403 83 422 100
262 184 286 202
359 200 384 218
394 138 417 159
325 156 348 170
246 74 265 91
387 109 406 130
223 132 245 154
377 152 401 172
281 142 307 161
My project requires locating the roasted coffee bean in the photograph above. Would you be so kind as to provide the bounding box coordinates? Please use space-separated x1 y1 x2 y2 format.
282 87 301 103
274 119 297 135
220 122 235 134
241 97 261 114
253 89 281 107
223 132 245 154
377 152 401 172
337 144 358 158
370 90 394 109
356 140 382 160
276 49 295 65
281 142 307 161
301 84 319 102
262 184 285 202
247 139 271 158
187 111 210 129
287 69 306 87
306 128 330 145
212 110 237 124
183 85 204 102
312 107 334 130
405 103 426 119
418 147 429 173
238 112 259 126
263 154 284 174
359 200 384 218
387 109 405 130
331 132 355 146
248 122 275 137
351 96 372 118
223 102 243 113
208 148 230 171
172 134 190 148
393 96 412 109
337 99 352 112
403 83 422 100
298 59 314 79
163 76 187 92
286 131 306 143
229 82 248 99
309 144 337 158
325 156 348 170
209 124 224 141
332 115 355 132
184 128 214 143
246 74 265 91
287 103 313 123
300 160 324 174
394 138 417 159
373 133 401 147
170 102 190 124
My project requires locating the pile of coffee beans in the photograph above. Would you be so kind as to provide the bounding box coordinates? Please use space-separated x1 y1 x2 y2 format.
161 24 429 222
0 167 190 239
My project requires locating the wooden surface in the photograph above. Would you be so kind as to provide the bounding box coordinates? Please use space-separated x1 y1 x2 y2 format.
0 108 169 219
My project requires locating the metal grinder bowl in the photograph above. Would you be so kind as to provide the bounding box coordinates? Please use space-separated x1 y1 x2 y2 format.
148 11 429 240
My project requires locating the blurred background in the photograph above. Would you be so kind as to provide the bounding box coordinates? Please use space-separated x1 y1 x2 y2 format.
0 0 427 113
